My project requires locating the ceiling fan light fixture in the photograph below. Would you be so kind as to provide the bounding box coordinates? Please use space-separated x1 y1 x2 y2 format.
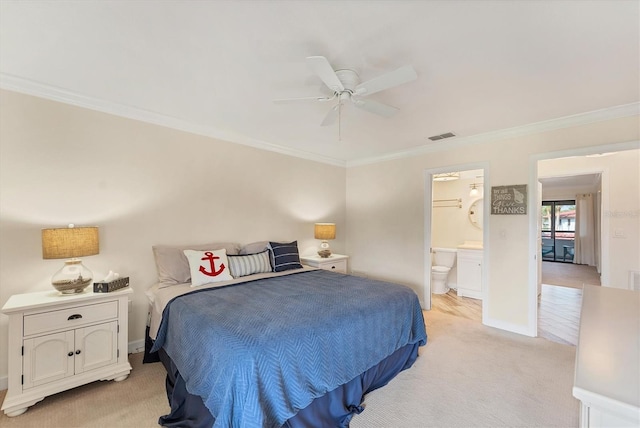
274 56 417 130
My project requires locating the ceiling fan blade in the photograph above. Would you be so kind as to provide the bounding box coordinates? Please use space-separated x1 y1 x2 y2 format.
354 65 417 96
273 96 332 104
306 56 344 93
351 97 398 117
321 104 340 126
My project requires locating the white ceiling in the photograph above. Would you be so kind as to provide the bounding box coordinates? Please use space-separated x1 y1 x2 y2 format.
1 1 638 165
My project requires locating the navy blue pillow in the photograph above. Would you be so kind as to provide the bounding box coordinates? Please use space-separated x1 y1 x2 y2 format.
269 241 303 272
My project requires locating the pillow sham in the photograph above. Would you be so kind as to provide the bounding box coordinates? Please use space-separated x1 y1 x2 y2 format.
153 242 240 285
240 241 270 255
227 250 272 278
269 241 303 272
183 249 234 287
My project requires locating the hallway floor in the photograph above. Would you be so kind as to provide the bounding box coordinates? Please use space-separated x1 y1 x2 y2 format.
431 288 580 346
537 284 581 345
541 261 601 288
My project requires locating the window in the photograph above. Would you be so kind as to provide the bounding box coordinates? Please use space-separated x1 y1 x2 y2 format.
541 200 576 262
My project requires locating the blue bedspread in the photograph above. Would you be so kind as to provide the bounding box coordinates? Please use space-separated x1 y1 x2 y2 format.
151 270 427 428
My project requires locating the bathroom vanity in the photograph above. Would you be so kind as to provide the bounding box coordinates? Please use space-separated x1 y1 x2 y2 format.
456 242 483 299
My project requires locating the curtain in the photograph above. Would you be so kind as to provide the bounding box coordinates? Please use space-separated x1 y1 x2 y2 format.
574 193 596 266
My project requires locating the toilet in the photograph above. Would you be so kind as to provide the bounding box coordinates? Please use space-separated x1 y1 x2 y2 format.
431 248 457 294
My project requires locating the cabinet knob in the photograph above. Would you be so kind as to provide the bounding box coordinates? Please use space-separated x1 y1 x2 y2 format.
68 351 73 357
67 314 83 321
75 350 81 355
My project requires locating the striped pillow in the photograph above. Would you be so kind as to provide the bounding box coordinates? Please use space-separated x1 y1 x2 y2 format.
227 250 272 278
269 241 303 272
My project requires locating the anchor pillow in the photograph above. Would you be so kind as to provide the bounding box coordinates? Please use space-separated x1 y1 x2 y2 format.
184 248 234 287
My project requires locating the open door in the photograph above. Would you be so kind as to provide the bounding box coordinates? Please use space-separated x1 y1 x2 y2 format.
537 181 543 296
423 171 433 309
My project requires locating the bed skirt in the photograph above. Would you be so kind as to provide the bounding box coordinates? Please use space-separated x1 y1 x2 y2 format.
150 341 420 428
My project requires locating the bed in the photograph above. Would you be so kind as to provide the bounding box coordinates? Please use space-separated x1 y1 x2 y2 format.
145 241 427 428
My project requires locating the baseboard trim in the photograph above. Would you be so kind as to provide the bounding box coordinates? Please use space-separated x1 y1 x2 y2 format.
128 338 145 355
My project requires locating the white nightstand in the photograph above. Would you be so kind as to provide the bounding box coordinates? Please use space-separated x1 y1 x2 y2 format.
300 254 349 274
1 288 133 417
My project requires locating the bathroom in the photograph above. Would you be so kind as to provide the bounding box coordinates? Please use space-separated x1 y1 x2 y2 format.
431 169 484 299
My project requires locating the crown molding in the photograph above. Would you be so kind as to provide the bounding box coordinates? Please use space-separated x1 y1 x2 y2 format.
2 73 637 169
346 102 640 167
0 73 347 167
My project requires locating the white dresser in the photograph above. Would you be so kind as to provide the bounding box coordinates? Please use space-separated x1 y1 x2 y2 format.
573 285 640 427
1 288 133 417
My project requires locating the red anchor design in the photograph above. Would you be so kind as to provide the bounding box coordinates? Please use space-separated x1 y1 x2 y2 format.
199 251 225 277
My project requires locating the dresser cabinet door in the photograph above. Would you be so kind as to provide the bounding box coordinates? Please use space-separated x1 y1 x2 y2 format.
75 321 118 374
23 331 75 389
22 321 118 389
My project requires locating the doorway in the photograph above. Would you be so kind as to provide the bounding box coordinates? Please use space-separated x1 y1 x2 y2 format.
531 144 639 339
536 171 602 345
425 165 488 324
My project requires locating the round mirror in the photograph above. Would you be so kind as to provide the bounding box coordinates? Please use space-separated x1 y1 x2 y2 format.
469 198 483 229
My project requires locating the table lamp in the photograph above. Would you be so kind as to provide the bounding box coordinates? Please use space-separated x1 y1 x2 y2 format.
42 224 99 294
314 223 335 258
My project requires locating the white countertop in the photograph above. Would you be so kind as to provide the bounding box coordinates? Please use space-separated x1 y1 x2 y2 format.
457 240 483 250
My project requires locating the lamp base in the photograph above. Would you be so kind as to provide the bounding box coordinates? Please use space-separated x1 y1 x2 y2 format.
317 240 332 258
51 259 93 294
52 279 91 294
317 249 332 258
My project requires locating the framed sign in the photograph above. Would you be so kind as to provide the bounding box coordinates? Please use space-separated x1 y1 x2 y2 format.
491 185 527 215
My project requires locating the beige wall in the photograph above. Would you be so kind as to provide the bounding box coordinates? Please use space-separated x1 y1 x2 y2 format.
346 116 639 334
1 89 638 384
0 90 346 381
432 176 484 249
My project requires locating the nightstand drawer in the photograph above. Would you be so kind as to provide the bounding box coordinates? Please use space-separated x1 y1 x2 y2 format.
24 301 118 337
320 259 347 273
300 254 349 274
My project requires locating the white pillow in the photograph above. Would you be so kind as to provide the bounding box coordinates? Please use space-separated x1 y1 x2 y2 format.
183 249 234 287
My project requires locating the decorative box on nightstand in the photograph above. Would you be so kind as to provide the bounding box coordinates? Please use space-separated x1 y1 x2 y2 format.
1 288 133 417
300 254 349 274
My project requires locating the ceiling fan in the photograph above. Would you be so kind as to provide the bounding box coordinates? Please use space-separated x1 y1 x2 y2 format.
274 56 418 130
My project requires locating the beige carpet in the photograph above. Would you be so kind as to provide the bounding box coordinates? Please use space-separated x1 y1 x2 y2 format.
0 352 169 428
0 311 579 427
353 311 579 427
542 261 601 289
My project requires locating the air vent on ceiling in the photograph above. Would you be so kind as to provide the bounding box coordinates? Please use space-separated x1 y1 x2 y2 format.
428 132 456 141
